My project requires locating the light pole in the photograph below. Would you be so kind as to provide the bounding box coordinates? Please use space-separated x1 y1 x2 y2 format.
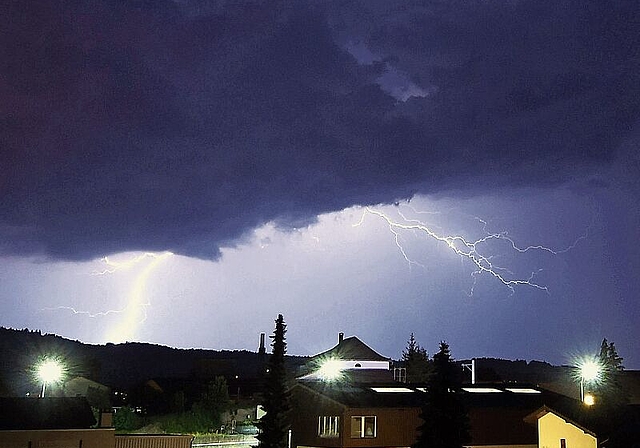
36 358 64 398
578 359 601 405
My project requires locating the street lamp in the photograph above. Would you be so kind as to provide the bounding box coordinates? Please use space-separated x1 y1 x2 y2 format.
578 359 601 404
36 358 64 398
317 359 344 381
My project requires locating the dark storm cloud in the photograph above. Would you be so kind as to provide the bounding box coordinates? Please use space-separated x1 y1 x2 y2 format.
1 0 638 260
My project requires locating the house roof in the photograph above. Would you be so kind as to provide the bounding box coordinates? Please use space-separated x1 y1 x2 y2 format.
295 381 572 410
294 381 425 408
312 336 389 362
525 406 597 437
0 397 96 430
525 402 640 444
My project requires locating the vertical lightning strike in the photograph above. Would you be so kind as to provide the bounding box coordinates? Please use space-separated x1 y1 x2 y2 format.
105 251 173 343
355 206 586 295
43 251 173 343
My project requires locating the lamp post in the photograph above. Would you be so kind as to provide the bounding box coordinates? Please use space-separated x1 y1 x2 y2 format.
36 359 64 398
578 359 600 404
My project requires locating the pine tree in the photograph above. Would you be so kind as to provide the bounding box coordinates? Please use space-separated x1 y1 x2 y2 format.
413 341 470 448
402 333 432 383
257 314 291 448
592 339 627 419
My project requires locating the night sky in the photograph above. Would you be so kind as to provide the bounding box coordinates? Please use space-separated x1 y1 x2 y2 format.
1 0 639 368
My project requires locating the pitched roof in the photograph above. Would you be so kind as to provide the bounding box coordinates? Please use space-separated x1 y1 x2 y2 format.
312 336 389 362
0 397 96 430
525 402 640 443
525 406 597 437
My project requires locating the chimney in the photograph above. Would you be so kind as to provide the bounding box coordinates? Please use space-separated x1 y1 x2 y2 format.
259 333 266 355
98 411 113 428
338 332 344 344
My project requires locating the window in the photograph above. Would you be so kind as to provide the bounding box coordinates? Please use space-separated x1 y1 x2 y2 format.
394 367 407 383
560 439 566 448
318 416 340 438
350 416 376 438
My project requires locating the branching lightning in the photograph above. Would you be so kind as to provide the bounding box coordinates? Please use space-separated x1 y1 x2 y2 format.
43 251 173 343
355 206 587 295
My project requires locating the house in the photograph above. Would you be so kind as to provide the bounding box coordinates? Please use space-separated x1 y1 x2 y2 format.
291 381 583 448
526 404 640 448
64 376 112 410
526 407 597 448
297 333 394 383
290 334 582 448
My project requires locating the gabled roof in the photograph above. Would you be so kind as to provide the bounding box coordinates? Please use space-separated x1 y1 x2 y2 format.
312 336 389 362
525 406 597 437
0 397 96 430
525 402 640 444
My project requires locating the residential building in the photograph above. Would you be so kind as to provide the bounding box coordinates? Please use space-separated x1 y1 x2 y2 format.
290 334 582 448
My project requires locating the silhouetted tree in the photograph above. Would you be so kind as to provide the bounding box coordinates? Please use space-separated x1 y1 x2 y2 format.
598 338 624 373
192 376 230 432
590 339 628 428
402 333 432 383
257 314 291 448
413 341 470 448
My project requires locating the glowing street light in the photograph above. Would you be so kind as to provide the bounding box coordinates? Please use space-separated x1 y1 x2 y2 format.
583 393 595 406
36 358 64 398
317 359 344 381
578 358 601 404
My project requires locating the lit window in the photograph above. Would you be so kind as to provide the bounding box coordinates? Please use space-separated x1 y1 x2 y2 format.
351 416 376 438
318 416 340 438
394 367 407 383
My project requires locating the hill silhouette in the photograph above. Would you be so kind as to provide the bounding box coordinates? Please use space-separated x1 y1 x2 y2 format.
0 327 307 396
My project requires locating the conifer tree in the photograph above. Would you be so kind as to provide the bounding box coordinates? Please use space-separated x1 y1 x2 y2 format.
402 333 432 383
257 314 291 448
591 338 628 423
413 341 470 448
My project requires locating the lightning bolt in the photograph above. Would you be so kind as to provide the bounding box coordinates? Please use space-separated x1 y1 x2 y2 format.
354 206 587 295
91 252 170 275
43 251 173 343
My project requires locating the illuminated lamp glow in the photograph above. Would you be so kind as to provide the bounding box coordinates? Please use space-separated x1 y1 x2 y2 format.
318 359 344 381
37 359 64 383
580 360 601 382
583 393 595 406
36 358 65 397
